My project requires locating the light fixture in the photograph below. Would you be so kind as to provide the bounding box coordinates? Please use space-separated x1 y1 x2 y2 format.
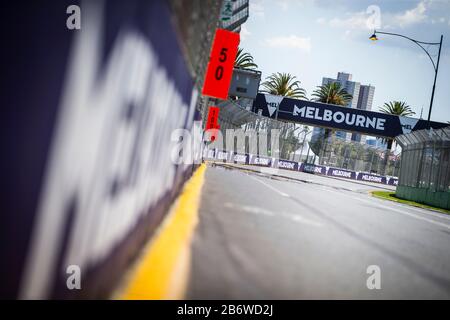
369 32 378 41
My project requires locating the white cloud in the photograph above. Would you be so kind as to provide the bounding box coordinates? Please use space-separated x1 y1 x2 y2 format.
395 1 427 27
264 35 312 52
315 1 435 33
240 25 251 41
430 17 445 24
250 1 265 18
328 11 370 30
277 0 290 11
316 6 380 31
316 17 326 25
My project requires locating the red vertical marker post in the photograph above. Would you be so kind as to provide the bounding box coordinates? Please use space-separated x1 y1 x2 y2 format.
202 29 240 100
205 106 220 141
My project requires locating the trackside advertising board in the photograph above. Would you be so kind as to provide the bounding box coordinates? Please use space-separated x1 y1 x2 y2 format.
204 149 398 186
2 0 201 299
252 93 448 138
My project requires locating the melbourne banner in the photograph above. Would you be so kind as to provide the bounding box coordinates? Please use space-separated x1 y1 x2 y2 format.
252 93 448 138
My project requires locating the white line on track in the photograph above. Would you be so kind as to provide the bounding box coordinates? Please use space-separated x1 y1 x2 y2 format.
224 202 323 227
248 175 290 197
372 196 450 221
247 170 450 230
324 188 450 230
323 185 450 221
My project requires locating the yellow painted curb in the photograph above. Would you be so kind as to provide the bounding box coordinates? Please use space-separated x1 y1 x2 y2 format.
120 164 206 299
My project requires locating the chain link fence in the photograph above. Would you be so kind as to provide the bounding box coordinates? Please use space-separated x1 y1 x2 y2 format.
309 133 401 176
212 99 304 160
395 127 450 209
212 98 401 177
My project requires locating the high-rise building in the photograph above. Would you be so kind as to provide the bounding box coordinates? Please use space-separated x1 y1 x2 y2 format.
322 72 360 109
321 72 360 141
366 137 387 149
220 0 249 32
352 84 375 143
312 72 375 144
357 84 375 111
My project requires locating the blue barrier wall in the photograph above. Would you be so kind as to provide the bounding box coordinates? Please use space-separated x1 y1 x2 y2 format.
1 0 202 299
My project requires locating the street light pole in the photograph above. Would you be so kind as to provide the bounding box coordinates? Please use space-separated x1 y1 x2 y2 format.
428 34 443 123
370 30 443 126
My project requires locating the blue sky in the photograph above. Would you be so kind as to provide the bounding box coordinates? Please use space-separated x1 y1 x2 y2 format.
240 0 450 122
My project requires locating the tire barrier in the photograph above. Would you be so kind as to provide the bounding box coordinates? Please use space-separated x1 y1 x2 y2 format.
204 149 399 186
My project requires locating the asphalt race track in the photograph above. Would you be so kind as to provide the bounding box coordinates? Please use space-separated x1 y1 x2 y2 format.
187 163 450 299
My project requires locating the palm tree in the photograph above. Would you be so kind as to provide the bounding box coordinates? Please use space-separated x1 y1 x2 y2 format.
234 47 258 70
380 101 415 117
312 82 353 106
311 82 353 164
261 72 307 99
379 101 415 175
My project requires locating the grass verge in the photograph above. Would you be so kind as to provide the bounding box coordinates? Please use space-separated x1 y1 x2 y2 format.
371 191 450 215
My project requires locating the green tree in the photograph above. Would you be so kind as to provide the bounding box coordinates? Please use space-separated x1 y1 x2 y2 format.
234 47 258 70
261 72 307 99
312 82 353 105
311 82 353 165
378 101 415 174
379 101 415 117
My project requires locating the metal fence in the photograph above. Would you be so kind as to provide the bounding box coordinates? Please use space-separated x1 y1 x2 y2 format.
212 98 401 176
396 127 450 193
213 99 304 160
310 133 400 176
